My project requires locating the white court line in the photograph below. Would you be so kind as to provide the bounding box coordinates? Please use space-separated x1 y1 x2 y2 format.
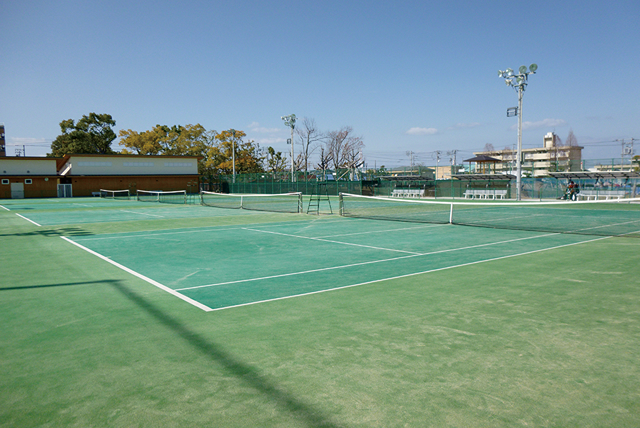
60 236 213 312
0 205 10 211
205 235 609 312
313 223 444 239
71 219 316 241
177 232 561 291
243 227 423 255
120 209 164 218
573 218 640 234
15 213 41 226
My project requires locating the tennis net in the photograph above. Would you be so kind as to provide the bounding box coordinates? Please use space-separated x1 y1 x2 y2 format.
99 189 130 199
200 191 303 213
137 190 187 204
339 193 640 238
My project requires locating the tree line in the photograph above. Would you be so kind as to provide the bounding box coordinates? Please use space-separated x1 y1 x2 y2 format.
48 113 365 178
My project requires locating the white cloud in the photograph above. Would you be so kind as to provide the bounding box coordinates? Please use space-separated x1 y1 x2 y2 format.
406 127 438 135
248 122 280 133
514 118 567 131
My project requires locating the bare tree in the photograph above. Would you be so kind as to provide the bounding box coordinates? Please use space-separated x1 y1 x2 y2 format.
483 143 495 152
555 134 563 146
344 143 365 180
295 117 324 173
316 147 333 179
326 126 363 173
566 129 578 146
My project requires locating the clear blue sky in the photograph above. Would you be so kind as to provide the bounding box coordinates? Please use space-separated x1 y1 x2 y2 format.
2 0 639 167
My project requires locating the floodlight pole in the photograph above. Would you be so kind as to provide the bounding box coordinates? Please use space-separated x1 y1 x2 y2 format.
517 86 523 199
498 64 537 200
230 129 236 184
281 114 297 182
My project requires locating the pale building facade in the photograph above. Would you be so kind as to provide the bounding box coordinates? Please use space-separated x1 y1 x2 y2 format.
474 132 583 177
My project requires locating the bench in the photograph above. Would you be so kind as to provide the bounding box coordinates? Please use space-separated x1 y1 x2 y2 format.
464 189 507 199
577 190 627 200
392 189 423 198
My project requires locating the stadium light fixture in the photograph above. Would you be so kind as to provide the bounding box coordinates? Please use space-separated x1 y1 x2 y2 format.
281 114 297 182
498 63 537 200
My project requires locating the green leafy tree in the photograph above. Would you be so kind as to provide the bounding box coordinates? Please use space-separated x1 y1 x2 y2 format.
120 125 265 177
120 123 213 174
119 124 209 156
266 146 288 173
48 113 117 157
203 130 265 175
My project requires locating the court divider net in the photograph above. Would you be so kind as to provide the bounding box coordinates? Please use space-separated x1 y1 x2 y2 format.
339 193 640 238
137 190 187 204
99 189 130 199
200 191 303 213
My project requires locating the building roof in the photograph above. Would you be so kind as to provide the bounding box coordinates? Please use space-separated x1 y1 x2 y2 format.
451 173 515 181
548 171 640 180
463 155 501 163
379 175 431 181
0 156 60 161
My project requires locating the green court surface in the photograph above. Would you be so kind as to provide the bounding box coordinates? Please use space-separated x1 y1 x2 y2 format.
2 197 640 427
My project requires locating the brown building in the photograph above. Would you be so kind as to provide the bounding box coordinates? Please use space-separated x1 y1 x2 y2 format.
0 156 59 198
1 154 201 199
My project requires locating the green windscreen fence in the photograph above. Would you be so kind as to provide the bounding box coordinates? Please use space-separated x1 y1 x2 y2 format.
201 173 640 200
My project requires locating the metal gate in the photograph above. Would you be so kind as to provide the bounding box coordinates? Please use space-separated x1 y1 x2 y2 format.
57 183 73 198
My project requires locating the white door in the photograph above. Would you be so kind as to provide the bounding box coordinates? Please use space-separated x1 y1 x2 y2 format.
11 182 24 199
57 184 73 198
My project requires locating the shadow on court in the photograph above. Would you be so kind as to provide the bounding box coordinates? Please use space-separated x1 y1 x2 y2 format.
0 279 119 292
0 227 93 238
109 280 341 428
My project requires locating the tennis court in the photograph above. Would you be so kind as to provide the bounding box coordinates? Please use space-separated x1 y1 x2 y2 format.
2 195 640 427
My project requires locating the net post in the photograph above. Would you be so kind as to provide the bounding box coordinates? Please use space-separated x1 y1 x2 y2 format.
338 193 344 216
449 202 454 224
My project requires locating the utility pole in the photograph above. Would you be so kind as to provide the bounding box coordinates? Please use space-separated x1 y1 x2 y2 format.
447 150 458 174
406 151 414 172
618 139 635 171
230 129 236 183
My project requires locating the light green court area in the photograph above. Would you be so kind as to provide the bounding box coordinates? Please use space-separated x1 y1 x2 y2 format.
2 197 640 427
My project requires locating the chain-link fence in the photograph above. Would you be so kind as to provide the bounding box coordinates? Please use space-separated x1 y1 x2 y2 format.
201 167 640 200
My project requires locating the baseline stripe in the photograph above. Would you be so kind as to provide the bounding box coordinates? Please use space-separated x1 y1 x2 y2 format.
15 213 41 226
119 209 164 218
60 236 213 312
